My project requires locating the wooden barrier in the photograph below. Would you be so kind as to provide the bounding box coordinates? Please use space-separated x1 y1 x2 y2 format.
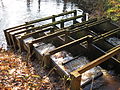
4 10 80 45
70 45 120 90
7 14 86 49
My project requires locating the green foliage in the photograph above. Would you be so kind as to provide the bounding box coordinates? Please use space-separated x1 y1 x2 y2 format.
104 0 120 21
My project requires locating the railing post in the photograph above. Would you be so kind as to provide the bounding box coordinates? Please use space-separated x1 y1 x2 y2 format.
65 30 70 43
60 20 64 28
18 38 25 53
52 15 56 30
73 10 77 24
70 75 82 90
25 22 30 33
4 30 10 46
82 13 87 22
43 53 51 68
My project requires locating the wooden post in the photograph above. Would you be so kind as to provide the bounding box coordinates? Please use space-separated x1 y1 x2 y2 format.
60 20 64 28
11 34 18 50
82 13 86 22
52 15 56 30
73 10 77 24
18 38 25 53
26 42 34 60
4 30 10 45
25 22 31 33
43 53 51 68
70 75 82 90
65 30 70 43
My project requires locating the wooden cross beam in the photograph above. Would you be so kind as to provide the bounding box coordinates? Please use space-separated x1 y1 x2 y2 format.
70 45 120 78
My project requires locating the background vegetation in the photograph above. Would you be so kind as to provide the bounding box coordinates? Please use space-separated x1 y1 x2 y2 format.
104 0 120 21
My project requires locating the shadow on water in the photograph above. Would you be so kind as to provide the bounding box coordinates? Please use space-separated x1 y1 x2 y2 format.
27 0 30 11
38 0 40 12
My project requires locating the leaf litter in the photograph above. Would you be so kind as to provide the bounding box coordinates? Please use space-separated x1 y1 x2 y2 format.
0 47 64 90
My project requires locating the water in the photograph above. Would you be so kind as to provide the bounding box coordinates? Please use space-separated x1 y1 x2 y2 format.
51 51 102 85
106 37 120 46
0 0 81 47
34 42 55 55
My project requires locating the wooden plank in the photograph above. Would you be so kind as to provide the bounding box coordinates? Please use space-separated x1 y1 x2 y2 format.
93 27 120 42
4 24 27 31
70 75 82 90
6 24 34 33
16 18 97 49
28 10 77 24
31 30 66 44
5 10 76 31
21 27 53 39
70 18 110 34
70 45 120 77
21 18 98 40
49 35 92 55
6 25 34 46
9 14 85 36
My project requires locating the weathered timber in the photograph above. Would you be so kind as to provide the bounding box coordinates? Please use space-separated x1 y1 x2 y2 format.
5 10 82 47
5 10 77 31
27 30 67 54
70 75 82 90
9 14 85 36
70 18 110 34
70 45 120 77
4 24 34 45
20 18 97 40
14 27 53 50
7 14 84 48
49 35 92 55
93 27 120 42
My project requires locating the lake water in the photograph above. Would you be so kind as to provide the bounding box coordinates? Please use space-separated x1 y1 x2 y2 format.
0 0 81 47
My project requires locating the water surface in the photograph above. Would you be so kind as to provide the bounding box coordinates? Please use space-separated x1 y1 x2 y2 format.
0 0 80 47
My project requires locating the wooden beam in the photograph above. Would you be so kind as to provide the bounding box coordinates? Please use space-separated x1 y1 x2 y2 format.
49 35 92 55
21 27 53 40
93 27 120 42
22 18 98 40
5 10 76 31
70 75 82 90
70 18 110 34
31 30 66 44
27 10 76 24
70 45 120 77
10 14 85 35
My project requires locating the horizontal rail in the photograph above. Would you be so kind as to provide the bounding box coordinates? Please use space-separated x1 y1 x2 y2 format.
20 18 97 40
6 24 34 33
70 45 120 77
11 14 85 36
30 30 66 44
49 35 92 55
70 18 110 34
21 27 54 39
93 27 120 42
5 10 76 31
27 10 77 24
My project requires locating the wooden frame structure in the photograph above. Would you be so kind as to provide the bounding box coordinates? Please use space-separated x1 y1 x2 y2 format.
4 10 87 47
3 10 120 90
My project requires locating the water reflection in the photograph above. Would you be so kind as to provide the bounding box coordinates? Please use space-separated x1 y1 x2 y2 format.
0 0 80 46
27 0 31 11
63 0 67 12
38 0 40 12
0 0 4 7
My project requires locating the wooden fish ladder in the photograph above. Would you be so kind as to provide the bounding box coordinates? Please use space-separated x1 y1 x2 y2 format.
4 10 120 90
